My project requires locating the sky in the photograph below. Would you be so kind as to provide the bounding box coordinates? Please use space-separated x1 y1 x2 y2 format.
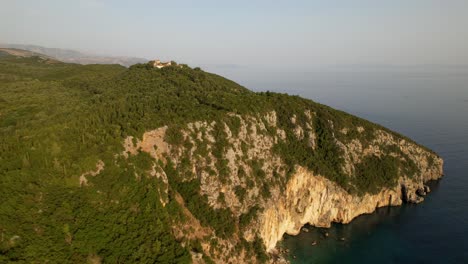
1 0 468 69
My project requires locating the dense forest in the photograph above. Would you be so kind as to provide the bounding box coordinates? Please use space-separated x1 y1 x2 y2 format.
0 54 430 263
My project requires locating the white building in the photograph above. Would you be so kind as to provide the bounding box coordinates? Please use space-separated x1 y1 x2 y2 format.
152 59 172 69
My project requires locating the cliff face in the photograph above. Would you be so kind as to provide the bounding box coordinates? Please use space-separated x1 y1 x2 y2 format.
260 164 442 251
123 109 443 261
259 124 443 251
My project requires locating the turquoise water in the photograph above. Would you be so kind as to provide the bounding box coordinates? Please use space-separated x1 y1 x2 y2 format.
212 66 468 263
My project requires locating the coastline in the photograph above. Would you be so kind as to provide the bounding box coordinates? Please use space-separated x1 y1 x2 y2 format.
272 176 444 263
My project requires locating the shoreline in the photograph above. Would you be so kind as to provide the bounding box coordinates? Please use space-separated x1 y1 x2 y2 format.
273 178 444 263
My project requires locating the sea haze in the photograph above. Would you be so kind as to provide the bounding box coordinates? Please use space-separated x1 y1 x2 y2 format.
212 65 468 264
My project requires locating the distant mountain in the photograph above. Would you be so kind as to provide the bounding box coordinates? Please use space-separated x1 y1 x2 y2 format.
0 44 148 67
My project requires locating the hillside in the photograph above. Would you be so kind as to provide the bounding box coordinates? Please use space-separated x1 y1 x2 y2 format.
0 48 57 61
0 53 443 263
0 44 147 67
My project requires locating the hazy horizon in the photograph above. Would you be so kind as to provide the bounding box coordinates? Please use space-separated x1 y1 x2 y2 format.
2 0 468 70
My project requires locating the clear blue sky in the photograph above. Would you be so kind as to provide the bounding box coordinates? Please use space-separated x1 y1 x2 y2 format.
1 0 467 68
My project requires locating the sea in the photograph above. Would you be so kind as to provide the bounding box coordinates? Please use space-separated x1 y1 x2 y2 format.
209 64 468 264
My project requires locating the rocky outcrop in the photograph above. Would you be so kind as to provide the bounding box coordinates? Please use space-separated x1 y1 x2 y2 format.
79 160 105 187
122 109 444 261
260 160 442 251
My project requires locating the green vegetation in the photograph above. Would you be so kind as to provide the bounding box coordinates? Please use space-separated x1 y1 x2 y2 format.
239 206 261 230
170 178 235 238
353 155 399 194
0 153 190 263
0 54 430 262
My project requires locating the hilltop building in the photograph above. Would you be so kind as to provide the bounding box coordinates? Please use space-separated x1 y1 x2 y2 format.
152 59 172 69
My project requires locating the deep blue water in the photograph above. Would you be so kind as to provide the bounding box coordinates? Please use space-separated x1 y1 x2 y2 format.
210 66 468 263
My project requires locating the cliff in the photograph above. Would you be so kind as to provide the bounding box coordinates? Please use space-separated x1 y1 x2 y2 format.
261 164 442 252
123 109 443 261
0 57 443 263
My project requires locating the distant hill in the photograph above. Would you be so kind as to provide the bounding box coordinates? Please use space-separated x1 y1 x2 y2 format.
0 48 54 60
0 44 148 67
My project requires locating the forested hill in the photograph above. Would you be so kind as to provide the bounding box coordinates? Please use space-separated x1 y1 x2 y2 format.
0 53 441 263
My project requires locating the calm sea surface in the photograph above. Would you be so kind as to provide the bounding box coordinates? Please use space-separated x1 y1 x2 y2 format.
212 66 468 264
